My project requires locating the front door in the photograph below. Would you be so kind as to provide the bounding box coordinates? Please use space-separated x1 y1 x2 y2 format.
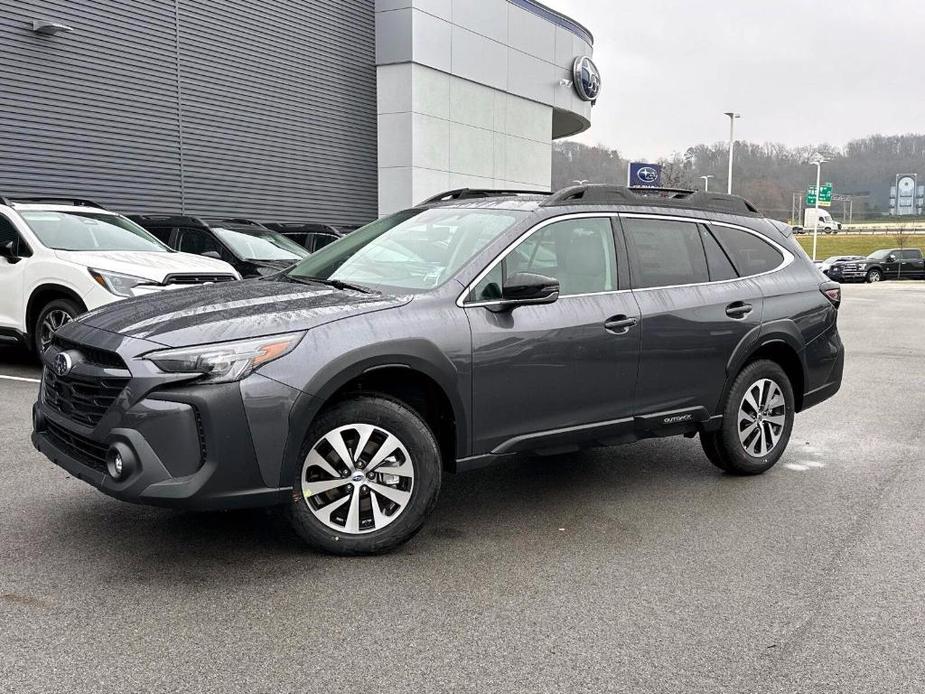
464 216 641 454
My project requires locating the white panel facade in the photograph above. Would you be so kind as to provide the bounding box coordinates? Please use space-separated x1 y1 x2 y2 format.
375 0 595 214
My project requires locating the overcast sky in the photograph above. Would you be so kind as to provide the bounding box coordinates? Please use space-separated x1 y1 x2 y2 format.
549 0 925 159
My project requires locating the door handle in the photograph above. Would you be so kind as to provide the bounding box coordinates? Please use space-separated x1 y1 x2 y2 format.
725 301 753 318
604 315 638 334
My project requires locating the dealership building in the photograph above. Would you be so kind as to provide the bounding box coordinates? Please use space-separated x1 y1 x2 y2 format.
0 0 597 225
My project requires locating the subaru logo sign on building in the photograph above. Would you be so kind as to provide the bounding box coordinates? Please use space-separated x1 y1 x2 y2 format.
628 162 663 188
572 56 601 102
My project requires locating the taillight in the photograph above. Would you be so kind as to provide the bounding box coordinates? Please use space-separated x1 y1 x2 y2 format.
820 282 841 308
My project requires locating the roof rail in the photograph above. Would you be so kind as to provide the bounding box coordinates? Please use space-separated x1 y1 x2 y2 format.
127 214 209 228
420 188 551 205
8 196 106 209
208 217 266 227
264 222 342 234
540 184 761 215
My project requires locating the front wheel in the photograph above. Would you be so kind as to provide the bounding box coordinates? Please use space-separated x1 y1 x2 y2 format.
701 360 795 475
285 395 442 555
866 269 882 283
33 298 81 354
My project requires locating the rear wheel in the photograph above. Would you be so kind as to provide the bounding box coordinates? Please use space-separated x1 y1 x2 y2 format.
701 360 794 475
33 298 81 354
286 395 442 555
866 269 882 283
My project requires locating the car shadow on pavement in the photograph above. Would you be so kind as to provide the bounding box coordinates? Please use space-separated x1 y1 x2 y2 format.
34 437 731 579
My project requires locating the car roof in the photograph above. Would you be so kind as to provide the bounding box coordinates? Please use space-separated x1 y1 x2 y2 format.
8 202 110 214
419 185 764 219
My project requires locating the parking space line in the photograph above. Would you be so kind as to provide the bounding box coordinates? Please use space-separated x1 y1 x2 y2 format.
0 374 41 384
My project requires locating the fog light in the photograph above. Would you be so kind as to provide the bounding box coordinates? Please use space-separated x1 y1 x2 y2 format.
106 443 135 480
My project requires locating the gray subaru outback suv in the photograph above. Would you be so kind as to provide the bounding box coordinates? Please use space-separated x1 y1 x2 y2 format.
33 185 844 555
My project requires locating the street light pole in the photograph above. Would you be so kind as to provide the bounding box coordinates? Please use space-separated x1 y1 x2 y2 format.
723 112 740 194
810 155 827 262
700 175 714 192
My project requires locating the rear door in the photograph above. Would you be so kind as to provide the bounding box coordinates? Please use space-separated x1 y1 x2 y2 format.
622 215 768 417
900 249 925 278
0 212 29 331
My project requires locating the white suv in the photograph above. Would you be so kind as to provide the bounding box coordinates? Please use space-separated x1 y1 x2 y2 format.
0 197 239 353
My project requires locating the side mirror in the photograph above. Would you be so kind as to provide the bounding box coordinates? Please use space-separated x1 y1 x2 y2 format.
887 255 896 263
490 272 559 311
0 240 18 263
201 250 222 260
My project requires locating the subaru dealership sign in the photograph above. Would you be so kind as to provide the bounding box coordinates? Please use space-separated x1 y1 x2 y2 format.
628 162 662 188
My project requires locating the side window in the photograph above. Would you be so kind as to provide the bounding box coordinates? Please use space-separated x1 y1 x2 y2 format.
902 249 922 260
623 218 708 289
145 227 173 244
710 225 784 277
177 228 223 257
311 233 338 252
0 215 31 258
469 217 617 301
699 226 738 281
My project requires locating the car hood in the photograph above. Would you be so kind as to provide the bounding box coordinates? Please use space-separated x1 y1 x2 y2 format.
55 250 238 281
77 278 411 347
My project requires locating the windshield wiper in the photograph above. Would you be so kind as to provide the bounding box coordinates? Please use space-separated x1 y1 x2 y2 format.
285 275 374 294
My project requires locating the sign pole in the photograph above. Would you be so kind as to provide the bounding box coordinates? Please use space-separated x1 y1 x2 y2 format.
812 162 821 261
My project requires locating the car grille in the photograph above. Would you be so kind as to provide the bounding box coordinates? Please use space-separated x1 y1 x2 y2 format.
43 368 129 428
45 419 108 472
51 335 126 370
164 274 236 285
840 263 859 271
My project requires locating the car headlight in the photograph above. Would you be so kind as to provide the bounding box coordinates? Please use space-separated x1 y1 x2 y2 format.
89 268 155 298
144 333 303 384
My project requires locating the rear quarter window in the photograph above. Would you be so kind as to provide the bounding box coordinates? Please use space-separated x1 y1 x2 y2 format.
710 225 784 277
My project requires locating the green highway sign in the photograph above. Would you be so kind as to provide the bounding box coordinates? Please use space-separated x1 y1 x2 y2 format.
805 183 833 207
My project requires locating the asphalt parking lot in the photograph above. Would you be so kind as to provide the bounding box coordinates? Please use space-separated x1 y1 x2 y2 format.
1 282 923 693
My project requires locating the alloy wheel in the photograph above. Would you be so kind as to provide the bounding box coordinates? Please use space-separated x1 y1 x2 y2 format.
737 378 786 457
300 423 415 534
40 309 72 352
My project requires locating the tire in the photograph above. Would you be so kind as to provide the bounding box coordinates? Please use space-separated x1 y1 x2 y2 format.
700 360 795 475
33 298 81 354
866 269 882 283
285 395 442 555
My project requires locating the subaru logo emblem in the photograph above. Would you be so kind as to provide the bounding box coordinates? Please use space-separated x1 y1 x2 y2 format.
637 167 659 184
571 56 601 102
52 351 73 377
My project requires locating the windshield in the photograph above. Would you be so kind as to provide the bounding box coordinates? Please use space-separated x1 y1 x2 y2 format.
868 249 893 260
285 208 526 290
20 211 169 252
213 227 309 262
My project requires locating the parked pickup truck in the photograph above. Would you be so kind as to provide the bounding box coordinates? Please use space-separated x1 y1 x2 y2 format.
825 248 925 283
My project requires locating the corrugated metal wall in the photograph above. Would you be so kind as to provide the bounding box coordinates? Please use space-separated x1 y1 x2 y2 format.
0 1 378 225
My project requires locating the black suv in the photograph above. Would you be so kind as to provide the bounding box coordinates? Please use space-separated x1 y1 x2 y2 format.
825 247 925 283
129 216 308 278
33 186 844 555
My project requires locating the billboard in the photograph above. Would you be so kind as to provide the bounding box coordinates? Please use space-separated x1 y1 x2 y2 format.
890 173 922 216
627 162 662 188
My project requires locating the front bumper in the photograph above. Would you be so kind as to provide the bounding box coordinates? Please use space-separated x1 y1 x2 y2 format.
32 323 302 510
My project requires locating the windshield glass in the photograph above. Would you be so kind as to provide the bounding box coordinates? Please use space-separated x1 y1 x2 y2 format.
868 249 892 260
213 227 309 262
285 208 526 290
20 211 169 252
